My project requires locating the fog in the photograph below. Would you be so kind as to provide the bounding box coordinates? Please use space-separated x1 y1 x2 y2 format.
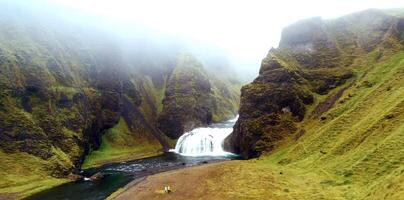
3 0 404 81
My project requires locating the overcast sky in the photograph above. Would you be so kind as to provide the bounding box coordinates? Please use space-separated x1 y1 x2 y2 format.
19 0 404 79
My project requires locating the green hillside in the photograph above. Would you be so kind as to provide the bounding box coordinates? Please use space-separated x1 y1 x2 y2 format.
202 50 403 199
223 9 404 200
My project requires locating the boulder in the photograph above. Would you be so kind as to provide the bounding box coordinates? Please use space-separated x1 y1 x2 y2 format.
68 174 84 181
89 172 107 181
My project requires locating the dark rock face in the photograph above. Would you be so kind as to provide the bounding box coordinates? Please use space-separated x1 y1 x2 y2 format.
157 54 240 139
224 50 351 158
226 10 400 159
394 17 404 41
68 174 84 181
158 54 213 139
279 17 341 68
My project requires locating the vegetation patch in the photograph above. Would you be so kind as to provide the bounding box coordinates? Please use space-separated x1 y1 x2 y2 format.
0 151 69 199
82 118 162 169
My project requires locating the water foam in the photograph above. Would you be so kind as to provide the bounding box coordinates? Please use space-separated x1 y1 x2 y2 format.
172 116 237 156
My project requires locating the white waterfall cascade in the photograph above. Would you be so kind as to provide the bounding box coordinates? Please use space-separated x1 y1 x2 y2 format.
172 116 238 156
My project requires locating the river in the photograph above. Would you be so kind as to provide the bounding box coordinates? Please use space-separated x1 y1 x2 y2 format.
26 116 238 200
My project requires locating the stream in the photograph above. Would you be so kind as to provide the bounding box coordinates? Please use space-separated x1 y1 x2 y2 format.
26 116 238 200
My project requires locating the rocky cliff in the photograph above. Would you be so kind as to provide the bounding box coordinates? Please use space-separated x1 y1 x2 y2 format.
227 9 404 158
158 53 239 139
0 4 240 198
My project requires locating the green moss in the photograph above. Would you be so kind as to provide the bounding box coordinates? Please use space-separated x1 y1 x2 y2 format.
141 76 167 114
82 118 162 169
0 151 69 199
50 85 77 98
209 74 241 122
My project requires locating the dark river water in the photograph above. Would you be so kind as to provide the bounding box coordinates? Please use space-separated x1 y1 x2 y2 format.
25 117 239 200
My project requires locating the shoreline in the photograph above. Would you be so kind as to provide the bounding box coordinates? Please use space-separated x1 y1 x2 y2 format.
106 177 147 200
81 150 165 169
81 151 164 170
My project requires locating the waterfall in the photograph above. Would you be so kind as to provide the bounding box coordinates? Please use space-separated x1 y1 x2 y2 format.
172 116 237 156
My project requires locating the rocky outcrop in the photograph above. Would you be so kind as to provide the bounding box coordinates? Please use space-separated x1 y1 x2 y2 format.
226 9 404 158
158 54 240 139
89 172 108 181
158 54 212 139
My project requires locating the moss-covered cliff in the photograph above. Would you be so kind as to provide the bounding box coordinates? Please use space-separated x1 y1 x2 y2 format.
227 9 404 158
0 5 240 198
158 53 240 139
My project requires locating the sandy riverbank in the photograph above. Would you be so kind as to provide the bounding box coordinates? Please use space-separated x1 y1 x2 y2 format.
111 161 238 200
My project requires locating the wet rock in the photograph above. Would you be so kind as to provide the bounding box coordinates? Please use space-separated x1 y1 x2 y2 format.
89 172 107 181
68 174 84 181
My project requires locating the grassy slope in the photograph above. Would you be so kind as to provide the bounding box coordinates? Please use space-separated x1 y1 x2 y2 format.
205 50 404 199
138 76 177 147
82 118 162 169
0 151 69 199
0 94 76 199
210 75 241 122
